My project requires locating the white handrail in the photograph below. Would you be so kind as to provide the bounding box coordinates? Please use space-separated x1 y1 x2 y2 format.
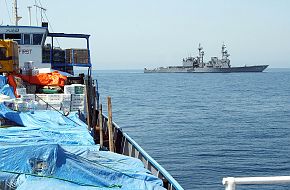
223 176 290 190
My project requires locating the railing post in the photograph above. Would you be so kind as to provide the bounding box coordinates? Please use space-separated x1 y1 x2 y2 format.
99 104 103 148
223 177 236 190
91 86 97 128
107 96 114 152
84 78 91 130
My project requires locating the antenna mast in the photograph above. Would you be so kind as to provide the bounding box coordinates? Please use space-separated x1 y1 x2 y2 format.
13 0 22 26
34 4 47 24
28 6 32 26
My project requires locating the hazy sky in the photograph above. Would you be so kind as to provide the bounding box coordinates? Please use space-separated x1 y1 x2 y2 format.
1 0 290 69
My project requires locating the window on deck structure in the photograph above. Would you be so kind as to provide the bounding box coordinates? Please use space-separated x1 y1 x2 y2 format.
23 34 31 45
33 34 43 45
5 34 22 45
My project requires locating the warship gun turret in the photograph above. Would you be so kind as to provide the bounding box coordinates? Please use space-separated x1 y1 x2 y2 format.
144 44 268 73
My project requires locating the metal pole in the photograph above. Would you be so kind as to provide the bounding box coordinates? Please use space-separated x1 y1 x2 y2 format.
28 6 32 26
223 177 236 190
34 4 47 26
13 0 20 26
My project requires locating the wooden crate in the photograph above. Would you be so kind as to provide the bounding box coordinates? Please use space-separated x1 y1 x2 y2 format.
65 49 88 64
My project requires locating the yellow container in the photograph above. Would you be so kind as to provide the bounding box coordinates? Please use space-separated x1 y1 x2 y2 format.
0 40 19 73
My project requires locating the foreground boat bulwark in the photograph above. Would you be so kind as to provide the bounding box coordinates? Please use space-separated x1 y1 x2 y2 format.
99 114 184 190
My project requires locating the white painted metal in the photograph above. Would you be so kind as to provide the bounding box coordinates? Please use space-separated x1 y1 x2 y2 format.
0 26 49 68
27 6 32 26
223 176 290 190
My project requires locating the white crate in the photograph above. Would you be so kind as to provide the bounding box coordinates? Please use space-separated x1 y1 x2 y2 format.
46 102 61 110
71 99 85 104
16 88 27 95
73 84 85 94
71 94 85 102
20 94 35 102
61 94 71 101
61 100 70 106
47 94 63 102
70 106 84 112
71 100 84 108
64 84 85 94
35 94 49 102
71 100 84 106
61 101 71 112
64 85 75 94
32 69 39 76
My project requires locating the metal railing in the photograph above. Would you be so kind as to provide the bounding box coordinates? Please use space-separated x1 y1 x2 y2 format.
100 115 184 190
223 176 290 190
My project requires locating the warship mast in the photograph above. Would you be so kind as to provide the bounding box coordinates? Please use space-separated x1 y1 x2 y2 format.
198 43 204 67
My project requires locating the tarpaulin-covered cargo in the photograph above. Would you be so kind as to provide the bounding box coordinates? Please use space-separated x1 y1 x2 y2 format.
0 75 166 190
0 105 165 190
19 71 67 87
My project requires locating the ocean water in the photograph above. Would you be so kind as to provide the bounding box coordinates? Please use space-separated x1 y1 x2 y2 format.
91 69 290 190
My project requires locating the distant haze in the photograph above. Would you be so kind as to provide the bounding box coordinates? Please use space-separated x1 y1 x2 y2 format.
1 0 290 69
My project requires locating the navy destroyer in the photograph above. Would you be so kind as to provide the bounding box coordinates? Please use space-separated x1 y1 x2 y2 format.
144 44 268 73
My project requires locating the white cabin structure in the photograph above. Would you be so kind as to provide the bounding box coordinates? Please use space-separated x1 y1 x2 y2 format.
0 25 50 68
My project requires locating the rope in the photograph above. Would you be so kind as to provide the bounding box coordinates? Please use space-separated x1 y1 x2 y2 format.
4 0 12 24
0 169 122 188
42 9 61 47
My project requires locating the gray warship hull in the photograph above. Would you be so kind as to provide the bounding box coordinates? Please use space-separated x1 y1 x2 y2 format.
144 65 269 73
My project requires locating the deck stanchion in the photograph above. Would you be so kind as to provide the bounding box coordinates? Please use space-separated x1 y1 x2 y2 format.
107 97 114 152
85 77 92 130
99 104 103 149
92 86 97 127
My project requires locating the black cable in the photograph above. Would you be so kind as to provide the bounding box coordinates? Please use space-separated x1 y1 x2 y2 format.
4 0 12 24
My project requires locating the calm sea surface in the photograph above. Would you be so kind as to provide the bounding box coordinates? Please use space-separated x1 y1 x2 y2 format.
90 68 290 190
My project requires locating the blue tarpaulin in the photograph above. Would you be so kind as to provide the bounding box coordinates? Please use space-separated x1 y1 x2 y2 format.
0 76 7 88
0 144 164 189
0 103 165 189
0 76 15 98
0 84 15 98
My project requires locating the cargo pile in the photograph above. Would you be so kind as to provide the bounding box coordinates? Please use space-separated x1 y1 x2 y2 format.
35 84 86 112
42 45 65 63
65 49 89 64
1 84 86 113
43 46 88 64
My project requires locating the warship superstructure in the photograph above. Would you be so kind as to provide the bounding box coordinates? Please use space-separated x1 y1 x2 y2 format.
144 44 268 73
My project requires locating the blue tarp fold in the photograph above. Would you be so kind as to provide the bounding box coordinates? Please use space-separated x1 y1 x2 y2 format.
0 103 165 189
0 103 94 145
0 144 164 189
